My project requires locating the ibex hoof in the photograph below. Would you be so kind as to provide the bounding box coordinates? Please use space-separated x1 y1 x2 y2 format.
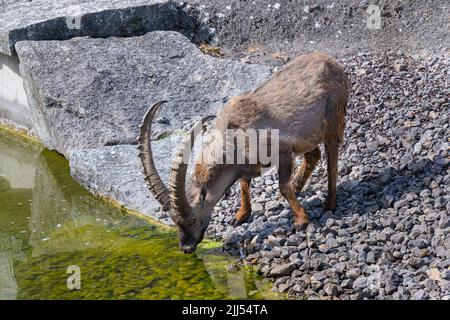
230 216 250 227
293 218 310 231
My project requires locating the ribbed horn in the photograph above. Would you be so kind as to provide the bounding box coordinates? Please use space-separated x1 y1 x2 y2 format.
168 115 216 217
138 101 171 211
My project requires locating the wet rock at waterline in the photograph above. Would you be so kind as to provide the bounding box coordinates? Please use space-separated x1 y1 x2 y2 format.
69 140 179 224
0 0 209 56
16 31 271 158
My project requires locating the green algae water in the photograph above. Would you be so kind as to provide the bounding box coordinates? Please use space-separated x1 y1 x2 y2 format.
0 128 280 300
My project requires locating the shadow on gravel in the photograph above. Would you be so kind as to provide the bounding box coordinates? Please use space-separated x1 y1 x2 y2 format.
303 157 447 224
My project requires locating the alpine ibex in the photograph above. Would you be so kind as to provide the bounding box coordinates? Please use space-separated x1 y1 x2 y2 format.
138 52 350 254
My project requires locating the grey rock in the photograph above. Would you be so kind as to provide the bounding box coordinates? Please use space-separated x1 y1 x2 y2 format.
251 203 264 212
347 268 362 280
269 262 297 277
16 31 271 157
439 217 450 229
366 141 379 152
413 141 422 154
341 279 354 289
352 276 367 292
394 63 407 72
442 269 450 280
382 195 395 207
1 0 208 56
69 143 175 221
412 289 429 300
307 196 322 207
265 200 281 212
366 251 377 264
311 272 327 283
400 154 413 166
385 282 397 295
267 235 281 247
323 283 340 296
226 264 239 272
319 210 334 225
393 199 409 210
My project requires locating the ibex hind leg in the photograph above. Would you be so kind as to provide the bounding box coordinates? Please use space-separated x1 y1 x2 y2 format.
324 97 343 212
278 150 310 229
230 177 252 226
292 147 321 194
324 141 338 211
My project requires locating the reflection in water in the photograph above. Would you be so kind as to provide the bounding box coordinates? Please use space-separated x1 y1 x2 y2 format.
0 129 280 300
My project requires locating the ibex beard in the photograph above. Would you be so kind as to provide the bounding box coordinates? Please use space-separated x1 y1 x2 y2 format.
138 52 351 254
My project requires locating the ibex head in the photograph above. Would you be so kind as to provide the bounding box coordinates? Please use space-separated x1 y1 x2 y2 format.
138 101 239 254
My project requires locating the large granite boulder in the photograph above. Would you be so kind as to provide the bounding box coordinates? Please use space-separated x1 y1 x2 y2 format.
1 0 208 56
16 30 271 218
16 31 271 157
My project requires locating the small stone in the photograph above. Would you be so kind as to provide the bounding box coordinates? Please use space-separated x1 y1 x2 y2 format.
341 279 353 289
367 141 379 151
412 289 428 300
394 63 407 72
426 268 442 281
408 257 425 269
319 210 334 225
265 201 281 211
156 116 170 125
347 268 361 280
382 195 395 207
400 154 413 166
441 269 450 280
436 158 449 166
251 203 264 212
227 264 239 272
439 217 450 229
366 251 377 264
311 272 327 283
323 283 340 296
385 282 397 295
393 199 409 210
352 276 367 292
267 235 281 247
350 292 364 300
269 262 297 277
413 141 422 154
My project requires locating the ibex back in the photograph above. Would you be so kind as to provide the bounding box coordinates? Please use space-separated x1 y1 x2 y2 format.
139 52 351 253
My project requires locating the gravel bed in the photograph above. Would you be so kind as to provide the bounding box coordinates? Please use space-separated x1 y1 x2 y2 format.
205 51 450 300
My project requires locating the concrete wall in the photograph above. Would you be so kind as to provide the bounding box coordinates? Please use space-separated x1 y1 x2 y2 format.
0 53 33 134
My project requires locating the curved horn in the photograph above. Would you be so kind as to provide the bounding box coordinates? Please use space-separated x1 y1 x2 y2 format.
168 115 216 217
138 101 171 211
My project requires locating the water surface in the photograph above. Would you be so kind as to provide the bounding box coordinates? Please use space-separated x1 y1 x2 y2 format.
0 128 278 300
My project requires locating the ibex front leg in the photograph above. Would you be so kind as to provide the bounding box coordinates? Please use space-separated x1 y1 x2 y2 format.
230 177 252 226
278 151 310 228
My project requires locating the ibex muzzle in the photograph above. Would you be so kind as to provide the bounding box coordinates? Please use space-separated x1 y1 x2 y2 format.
139 53 351 254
